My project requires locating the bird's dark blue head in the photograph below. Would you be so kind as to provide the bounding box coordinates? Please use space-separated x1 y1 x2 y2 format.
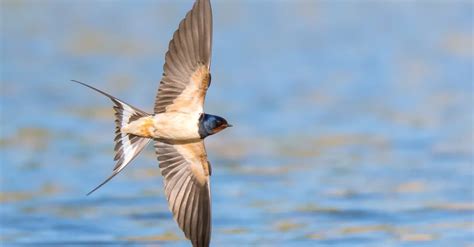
199 114 232 138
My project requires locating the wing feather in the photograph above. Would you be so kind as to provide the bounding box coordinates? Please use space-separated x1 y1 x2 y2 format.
177 176 194 225
155 140 211 247
191 186 200 245
184 184 196 239
154 0 212 114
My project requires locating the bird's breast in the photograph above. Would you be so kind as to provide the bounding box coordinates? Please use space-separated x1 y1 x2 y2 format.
151 112 201 141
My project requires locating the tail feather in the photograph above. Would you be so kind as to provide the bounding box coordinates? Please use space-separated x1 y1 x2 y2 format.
72 80 151 195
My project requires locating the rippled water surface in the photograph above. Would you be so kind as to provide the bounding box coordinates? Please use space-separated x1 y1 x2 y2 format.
1 1 473 246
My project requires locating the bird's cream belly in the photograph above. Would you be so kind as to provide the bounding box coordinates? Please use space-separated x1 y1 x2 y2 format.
151 113 201 141
121 112 201 141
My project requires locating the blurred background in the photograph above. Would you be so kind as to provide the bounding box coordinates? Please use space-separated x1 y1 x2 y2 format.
1 0 473 246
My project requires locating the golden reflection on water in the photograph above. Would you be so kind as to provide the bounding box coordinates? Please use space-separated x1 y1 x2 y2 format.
124 231 181 242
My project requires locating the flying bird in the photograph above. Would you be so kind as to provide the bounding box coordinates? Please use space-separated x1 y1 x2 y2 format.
73 1 229 246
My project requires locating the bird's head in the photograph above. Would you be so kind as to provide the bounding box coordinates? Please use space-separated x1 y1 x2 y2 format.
199 114 232 138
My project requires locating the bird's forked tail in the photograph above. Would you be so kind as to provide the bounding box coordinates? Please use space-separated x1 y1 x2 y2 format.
72 80 151 195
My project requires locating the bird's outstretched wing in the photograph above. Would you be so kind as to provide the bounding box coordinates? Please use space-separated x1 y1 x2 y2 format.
154 0 213 115
155 140 211 247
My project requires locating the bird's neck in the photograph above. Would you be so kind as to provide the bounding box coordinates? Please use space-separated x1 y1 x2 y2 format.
198 113 212 139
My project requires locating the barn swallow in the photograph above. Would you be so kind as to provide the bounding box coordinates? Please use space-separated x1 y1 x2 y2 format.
73 1 229 246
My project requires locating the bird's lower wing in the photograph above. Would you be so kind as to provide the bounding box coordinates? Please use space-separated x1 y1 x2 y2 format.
154 140 211 247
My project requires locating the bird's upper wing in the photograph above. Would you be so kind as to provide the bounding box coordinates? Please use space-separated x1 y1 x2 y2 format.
154 0 213 115
155 140 211 247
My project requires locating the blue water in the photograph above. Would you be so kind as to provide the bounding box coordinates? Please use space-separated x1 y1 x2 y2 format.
1 1 473 246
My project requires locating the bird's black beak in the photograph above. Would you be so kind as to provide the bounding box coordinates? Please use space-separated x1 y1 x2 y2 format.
227 124 233 128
